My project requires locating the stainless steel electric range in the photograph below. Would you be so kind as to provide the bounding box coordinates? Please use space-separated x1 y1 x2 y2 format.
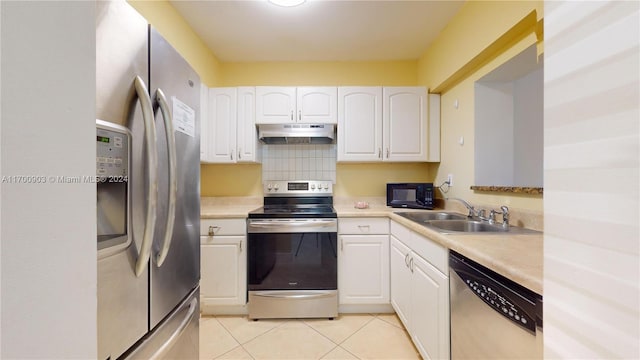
247 180 338 320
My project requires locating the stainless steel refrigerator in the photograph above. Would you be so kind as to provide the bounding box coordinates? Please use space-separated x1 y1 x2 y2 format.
96 1 200 359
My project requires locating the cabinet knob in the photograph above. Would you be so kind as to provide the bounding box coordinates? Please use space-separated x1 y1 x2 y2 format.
386 148 390 158
298 110 301 121
378 148 382 158
238 148 242 160
208 226 220 236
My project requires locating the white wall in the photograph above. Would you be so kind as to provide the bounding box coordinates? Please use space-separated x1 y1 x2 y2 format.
514 67 543 187
474 81 515 185
1 2 97 358
544 1 639 358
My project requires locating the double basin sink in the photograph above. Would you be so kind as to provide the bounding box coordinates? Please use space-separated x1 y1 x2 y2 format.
396 211 539 234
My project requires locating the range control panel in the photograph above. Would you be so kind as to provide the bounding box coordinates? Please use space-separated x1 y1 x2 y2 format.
96 123 129 178
264 180 333 195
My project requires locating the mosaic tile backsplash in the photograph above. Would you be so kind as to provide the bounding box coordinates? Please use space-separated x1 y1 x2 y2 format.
261 144 337 183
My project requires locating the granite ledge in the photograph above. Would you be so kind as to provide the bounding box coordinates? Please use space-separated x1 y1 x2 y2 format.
471 185 543 195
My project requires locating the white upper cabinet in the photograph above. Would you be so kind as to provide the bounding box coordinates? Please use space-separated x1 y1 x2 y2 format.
383 87 427 162
255 86 296 124
256 86 337 124
337 87 383 162
297 87 337 123
201 87 260 164
207 87 237 163
236 87 260 163
200 83 210 162
338 86 438 162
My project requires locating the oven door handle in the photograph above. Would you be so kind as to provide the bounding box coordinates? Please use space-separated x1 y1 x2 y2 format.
248 219 338 234
249 220 336 228
251 291 335 300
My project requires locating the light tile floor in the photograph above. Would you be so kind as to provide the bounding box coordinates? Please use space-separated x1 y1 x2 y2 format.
200 314 422 360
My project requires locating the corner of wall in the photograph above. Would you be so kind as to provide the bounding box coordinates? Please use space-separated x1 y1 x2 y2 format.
127 0 222 86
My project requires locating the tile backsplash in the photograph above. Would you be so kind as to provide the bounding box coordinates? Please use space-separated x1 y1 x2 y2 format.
262 144 337 183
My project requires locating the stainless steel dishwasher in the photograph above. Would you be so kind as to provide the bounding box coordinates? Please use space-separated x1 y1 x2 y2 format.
449 251 543 359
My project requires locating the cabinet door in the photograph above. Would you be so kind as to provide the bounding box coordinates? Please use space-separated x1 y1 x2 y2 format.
410 253 450 360
255 86 296 124
201 235 246 305
428 93 441 162
208 88 237 163
236 87 260 163
297 87 337 124
383 87 428 162
200 84 210 162
337 87 383 162
338 234 389 304
390 235 412 329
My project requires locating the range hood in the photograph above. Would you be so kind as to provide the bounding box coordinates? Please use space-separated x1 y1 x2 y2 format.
257 124 336 144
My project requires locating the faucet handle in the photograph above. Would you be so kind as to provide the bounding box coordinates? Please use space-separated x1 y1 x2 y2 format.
488 209 497 224
499 206 509 227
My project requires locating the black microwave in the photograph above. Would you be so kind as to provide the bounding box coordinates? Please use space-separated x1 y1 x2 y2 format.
387 183 434 210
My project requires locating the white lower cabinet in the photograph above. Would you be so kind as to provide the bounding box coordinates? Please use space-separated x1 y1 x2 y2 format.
200 219 247 313
390 220 450 360
338 218 390 307
411 251 449 360
390 234 412 326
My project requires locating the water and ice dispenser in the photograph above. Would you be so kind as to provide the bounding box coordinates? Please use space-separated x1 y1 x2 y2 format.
96 120 130 251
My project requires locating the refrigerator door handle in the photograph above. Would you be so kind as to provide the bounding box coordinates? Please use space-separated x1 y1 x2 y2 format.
133 75 158 277
154 88 177 267
148 297 198 360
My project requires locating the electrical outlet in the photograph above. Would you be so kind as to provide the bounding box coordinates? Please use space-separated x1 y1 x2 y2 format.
447 174 453 187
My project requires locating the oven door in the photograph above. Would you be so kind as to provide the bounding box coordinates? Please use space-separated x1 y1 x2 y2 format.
247 219 338 291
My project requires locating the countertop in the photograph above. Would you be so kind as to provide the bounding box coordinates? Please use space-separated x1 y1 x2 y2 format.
200 196 262 219
201 198 543 296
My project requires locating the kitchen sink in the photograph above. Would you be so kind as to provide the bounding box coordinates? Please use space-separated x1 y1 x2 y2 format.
427 220 508 233
396 212 540 234
396 211 468 222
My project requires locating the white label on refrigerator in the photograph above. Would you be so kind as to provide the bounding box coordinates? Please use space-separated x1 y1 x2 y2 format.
172 97 195 137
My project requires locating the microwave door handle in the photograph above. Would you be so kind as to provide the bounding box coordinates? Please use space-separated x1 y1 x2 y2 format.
154 88 177 267
132 76 158 277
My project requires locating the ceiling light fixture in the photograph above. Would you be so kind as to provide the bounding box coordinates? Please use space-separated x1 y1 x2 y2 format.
268 0 306 7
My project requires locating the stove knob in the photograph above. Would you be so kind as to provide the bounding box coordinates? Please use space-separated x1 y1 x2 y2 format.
267 183 272 191
311 184 316 190
323 183 329 190
274 183 279 191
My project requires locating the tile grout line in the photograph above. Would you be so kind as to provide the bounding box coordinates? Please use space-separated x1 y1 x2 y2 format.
213 316 292 360
329 314 378 348
374 313 406 330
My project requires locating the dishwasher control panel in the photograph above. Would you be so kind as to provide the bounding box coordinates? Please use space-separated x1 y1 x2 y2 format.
450 252 541 334
462 278 535 332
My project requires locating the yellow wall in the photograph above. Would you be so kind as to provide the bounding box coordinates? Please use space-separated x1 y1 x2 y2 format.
220 61 418 86
128 0 222 86
417 1 543 212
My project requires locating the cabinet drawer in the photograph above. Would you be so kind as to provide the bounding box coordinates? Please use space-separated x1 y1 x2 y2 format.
410 232 448 275
339 218 389 235
390 220 412 240
200 218 246 236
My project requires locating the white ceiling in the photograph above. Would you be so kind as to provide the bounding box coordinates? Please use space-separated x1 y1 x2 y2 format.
170 0 465 62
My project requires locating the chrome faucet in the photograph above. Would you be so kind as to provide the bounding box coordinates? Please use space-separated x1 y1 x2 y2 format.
447 197 475 218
